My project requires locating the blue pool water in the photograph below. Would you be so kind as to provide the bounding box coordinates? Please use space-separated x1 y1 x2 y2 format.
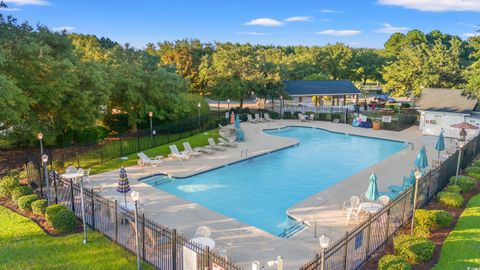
145 127 406 236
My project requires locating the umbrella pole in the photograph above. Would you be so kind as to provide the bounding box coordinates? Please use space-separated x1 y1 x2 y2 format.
124 193 127 207
438 151 440 159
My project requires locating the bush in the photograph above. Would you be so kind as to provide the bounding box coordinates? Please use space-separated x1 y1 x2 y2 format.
50 209 78 233
11 185 33 202
31 199 48 215
0 176 20 197
465 166 480 181
414 209 453 236
444 184 461 194
378 255 411 270
449 176 475 193
17 194 39 211
471 160 480 168
45 204 68 223
437 191 464 208
393 234 435 264
283 111 292 119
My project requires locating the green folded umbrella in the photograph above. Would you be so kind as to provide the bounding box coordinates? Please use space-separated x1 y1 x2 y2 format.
365 172 379 201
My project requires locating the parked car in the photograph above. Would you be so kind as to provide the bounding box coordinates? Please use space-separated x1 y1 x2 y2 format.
373 94 396 103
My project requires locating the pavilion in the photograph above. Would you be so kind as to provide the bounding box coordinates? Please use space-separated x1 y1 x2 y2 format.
283 80 361 106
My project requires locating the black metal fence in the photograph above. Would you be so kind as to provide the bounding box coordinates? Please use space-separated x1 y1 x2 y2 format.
24 169 241 270
25 112 229 173
300 135 480 270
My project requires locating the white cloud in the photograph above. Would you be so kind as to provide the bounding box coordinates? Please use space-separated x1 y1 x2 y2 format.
463 32 480 38
0 7 21 11
375 23 410 33
53 26 75 32
458 22 479 28
284 16 313 22
319 9 336 13
237 32 267 36
316 29 362 36
5 0 49 5
378 0 480 12
245 18 284 27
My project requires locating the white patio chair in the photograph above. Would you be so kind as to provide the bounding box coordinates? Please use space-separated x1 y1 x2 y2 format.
247 114 258 123
218 137 237 148
195 226 211 238
378 195 391 206
168 145 190 160
346 206 362 226
255 113 266 122
342 196 360 216
184 141 215 154
137 152 164 167
65 165 77 174
182 142 202 157
309 114 315 121
298 113 306 122
264 113 274 122
207 138 227 151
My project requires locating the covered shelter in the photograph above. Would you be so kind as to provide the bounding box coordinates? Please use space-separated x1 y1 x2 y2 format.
417 88 480 139
283 80 361 106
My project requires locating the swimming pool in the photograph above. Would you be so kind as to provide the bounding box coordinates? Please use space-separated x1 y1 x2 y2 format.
145 127 406 236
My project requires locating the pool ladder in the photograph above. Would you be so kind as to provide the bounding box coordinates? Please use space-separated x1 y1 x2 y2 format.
241 149 248 158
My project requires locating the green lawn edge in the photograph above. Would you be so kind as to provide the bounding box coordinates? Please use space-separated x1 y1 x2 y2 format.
0 205 153 270
433 193 480 270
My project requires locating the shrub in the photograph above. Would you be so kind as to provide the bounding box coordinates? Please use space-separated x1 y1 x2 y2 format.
283 111 292 119
437 191 464 208
465 166 480 181
378 255 411 270
17 194 39 211
414 209 453 236
444 184 461 194
449 176 475 193
0 176 20 197
50 209 78 233
45 204 68 223
471 160 480 168
393 234 435 264
31 199 48 215
11 186 33 202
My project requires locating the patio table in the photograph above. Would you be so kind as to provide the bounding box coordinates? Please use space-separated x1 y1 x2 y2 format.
359 202 383 214
60 172 84 180
191 237 215 249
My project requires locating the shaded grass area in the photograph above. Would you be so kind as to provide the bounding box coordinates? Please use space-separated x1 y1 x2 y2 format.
90 129 219 174
0 205 153 270
433 194 480 270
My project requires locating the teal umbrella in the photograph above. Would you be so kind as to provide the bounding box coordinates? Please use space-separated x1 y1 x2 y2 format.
365 173 380 201
435 131 445 159
414 146 428 170
235 114 240 129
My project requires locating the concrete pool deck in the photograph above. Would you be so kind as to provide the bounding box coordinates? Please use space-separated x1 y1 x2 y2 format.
88 120 457 269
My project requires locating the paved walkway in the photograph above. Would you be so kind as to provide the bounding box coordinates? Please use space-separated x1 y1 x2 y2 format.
89 120 456 269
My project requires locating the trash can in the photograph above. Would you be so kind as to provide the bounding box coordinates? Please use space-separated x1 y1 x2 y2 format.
373 121 381 130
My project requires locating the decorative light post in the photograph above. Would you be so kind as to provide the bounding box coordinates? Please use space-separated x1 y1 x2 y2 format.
37 132 44 155
148 111 153 137
410 169 423 235
76 169 88 244
455 140 465 185
131 190 141 270
227 99 230 110
267 256 283 270
197 102 202 130
280 95 284 117
42 154 51 205
319 233 330 270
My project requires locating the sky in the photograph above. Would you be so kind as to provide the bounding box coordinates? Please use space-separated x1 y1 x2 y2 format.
1 0 480 49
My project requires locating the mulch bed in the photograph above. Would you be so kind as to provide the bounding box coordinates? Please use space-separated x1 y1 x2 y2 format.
363 179 480 270
0 196 83 237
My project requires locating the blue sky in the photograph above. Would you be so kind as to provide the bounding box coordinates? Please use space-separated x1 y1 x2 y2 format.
2 0 480 48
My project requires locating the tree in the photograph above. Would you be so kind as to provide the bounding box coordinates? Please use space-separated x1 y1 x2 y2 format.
384 33 405 59
352 48 385 86
317 43 354 80
464 36 480 98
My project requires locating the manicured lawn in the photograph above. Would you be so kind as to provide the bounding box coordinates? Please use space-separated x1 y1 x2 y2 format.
433 193 480 270
89 129 219 174
0 206 153 270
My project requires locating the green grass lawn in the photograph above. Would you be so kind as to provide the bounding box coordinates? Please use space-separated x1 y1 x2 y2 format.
0 205 153 270
89 129 219 174
433 193 480 270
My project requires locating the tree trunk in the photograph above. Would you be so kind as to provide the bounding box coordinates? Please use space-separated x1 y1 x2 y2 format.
240 98 244 108
130 113 138 133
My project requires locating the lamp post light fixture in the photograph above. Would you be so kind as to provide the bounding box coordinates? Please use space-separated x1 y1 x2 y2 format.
148 111 153 137
131 190 141 270
267 256 283 270
410 169 423 235
227 99 230 110
37 132 44 155
319 233 330 270
197 102 202 130
42 154 51 205
75 169 88 244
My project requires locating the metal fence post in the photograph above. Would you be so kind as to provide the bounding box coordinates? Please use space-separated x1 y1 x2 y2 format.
69 179 75 212
365 216 372 259
142 214 146 260
384 208 391 241
205 246 210 269
172 229 177 270
91 189 95 230
401 193 407 224
53 172 58 204
114 200 118 243
343 231 348 270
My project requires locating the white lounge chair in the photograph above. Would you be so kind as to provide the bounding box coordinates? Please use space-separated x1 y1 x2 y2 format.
377 195 390 206
247 114 258 123
184 141 214 154
309 114 315 121
195 226 211 238
218 137 237 148
182 142 202 157
346 206 362 226
342 196 360 216
255 113 266 122
137 152 164 167
168 145 190 160
264 113 274 122
207 138 227 151
298 113 307 122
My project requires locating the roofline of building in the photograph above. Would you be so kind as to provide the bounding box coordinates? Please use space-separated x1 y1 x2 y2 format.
287 93 360 97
